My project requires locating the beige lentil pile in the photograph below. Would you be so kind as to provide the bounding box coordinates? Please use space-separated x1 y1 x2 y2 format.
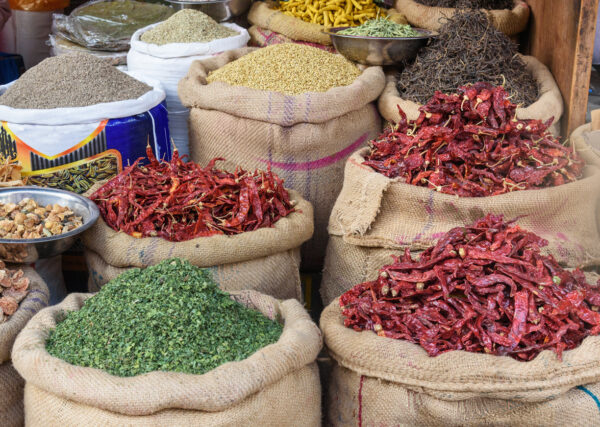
207 44 361 95
141 9 238 45
0 199 83 239
0 262 29 321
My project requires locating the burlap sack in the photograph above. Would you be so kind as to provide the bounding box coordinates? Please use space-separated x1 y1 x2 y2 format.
396 0 529 35
248 25 336 52
13 290 322 426
247 1 332 45
179 48 384 270
82 189 312 300
321 299 600 426
85 247 303 300
379 55 564 136
0 267 49 427
321 148 600 305
572 122 600 166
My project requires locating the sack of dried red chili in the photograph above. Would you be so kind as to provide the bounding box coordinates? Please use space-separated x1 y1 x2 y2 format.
321 144 600 305
379 55 564 136
178 46 384 270
0 267 49 427
320 215 600 425
81 150 314 301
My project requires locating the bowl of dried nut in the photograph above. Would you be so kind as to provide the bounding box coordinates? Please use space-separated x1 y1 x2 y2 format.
0 187 99 263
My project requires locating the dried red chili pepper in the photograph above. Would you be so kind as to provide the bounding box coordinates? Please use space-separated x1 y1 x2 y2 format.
363 82 585 197
90 147 295 241
340 214 600 361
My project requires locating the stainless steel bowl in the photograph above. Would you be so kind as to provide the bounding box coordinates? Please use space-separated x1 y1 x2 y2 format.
326 27 435 66
0 187 99 263
166 0 251 21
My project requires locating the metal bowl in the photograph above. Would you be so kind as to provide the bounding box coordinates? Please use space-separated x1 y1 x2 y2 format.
325 27 435 66
0 187 99 263
165 0 251 21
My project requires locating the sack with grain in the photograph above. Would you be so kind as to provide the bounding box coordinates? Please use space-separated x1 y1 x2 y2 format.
247 25 335 52
379 55 564 136
13 290 323 426
178 46 384 269
0 267 49 427
321 297 600 426
395 0 529 35
82 189 313 301
321 148 600 305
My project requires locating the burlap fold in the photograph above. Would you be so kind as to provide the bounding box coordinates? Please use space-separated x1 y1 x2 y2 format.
13 290 322 426
395 0 529 35
179 48 384 269
82 190 312 299
321 148 600 305
247 1 332 45
321 299 600 425
378 55 564 136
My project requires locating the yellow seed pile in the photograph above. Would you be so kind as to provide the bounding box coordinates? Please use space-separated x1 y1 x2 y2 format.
207 44 361 95
276 0 385 27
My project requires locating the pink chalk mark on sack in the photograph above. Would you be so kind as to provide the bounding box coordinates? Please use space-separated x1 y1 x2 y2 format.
257 133 369 171
556 232 569 241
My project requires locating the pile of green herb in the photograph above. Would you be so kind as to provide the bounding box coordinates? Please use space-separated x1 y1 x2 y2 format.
414 0 513 9
396 9 538 106
46 259 283 377
338 18 422 38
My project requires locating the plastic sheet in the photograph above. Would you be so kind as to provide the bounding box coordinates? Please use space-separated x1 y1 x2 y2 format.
52 0 174 51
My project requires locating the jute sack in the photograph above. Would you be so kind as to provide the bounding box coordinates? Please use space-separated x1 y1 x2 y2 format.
0 267 49 427
571 122 600 166
378 55 564 136
321 298 600 426
82 190 313 301
396 0 529 35
85 248 303 300
248 1 332 45
248 25 336 52
321 148 600 305
179 48 385 269
13 290 323 426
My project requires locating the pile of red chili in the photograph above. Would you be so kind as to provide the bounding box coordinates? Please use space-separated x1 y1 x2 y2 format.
340 214 600 361
363 82 585 197
90 147 294 241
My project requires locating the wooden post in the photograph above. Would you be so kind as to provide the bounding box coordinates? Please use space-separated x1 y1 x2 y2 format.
525 0 599 137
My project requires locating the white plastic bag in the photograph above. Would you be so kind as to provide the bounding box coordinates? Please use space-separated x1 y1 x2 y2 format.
127 22 249 156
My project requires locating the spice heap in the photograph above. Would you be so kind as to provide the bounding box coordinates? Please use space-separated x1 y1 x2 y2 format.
414 0 513 9
207 44 360 95
396 10 537 106
0 155 24 187
364 82 584 197
338 18 422 37
91 146 295 241
0 199 83 239
141 10 238 45
46 258 283 377
0 53 151 109
0 262 29 322
276 0 385 27
341 214 600 361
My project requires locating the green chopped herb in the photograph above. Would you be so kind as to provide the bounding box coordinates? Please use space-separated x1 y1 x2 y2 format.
337 18 422 38
46 259 283 377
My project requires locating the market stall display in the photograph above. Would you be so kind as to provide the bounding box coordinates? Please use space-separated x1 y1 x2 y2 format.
127 10 250 156
0 266 48 427
49 35 127 66
396 0 529 35
82 148 313 299
321 83 600 305
321 216 600 425
179 44 384 269
0 53 171 194
12 262 322 426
